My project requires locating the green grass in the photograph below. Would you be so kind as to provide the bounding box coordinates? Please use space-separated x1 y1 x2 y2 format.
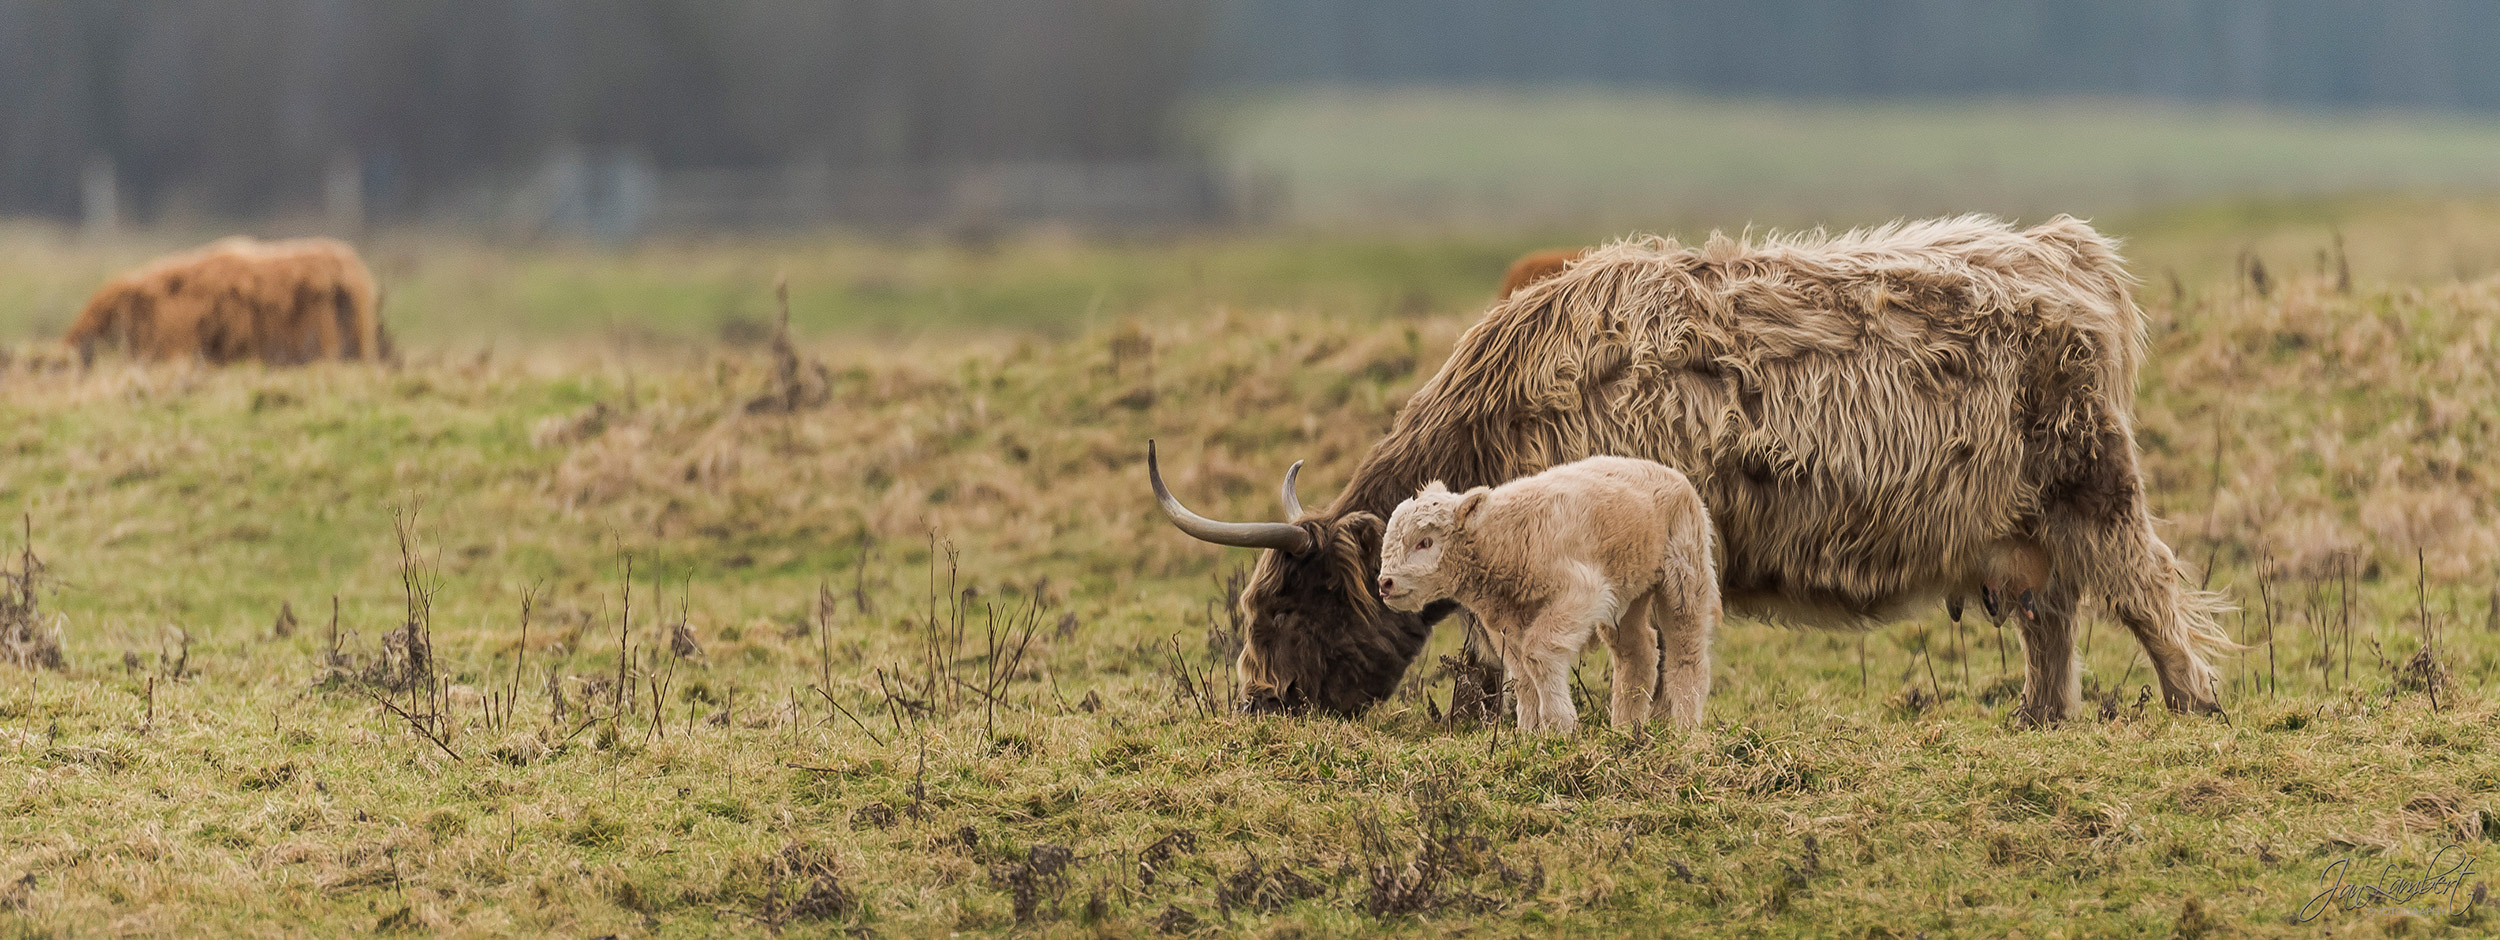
1211 87 2500 230
2 208 2499 935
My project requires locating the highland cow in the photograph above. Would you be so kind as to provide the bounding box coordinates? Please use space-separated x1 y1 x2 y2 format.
1149 214 2234 727
67 237 388 366
1377 457 1721 732
1498 247 1585 298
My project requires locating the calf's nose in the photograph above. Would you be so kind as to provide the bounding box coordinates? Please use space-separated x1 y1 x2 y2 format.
1377 576 1395 597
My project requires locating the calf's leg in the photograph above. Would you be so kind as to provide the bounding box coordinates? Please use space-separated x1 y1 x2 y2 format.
1652 571 1717 729
1602 590 1660 728
1514 571 1615 733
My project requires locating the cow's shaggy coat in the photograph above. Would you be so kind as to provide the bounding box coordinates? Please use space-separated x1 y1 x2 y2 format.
1156 214 2233 725
67 237 388 366
1379 457 1721 732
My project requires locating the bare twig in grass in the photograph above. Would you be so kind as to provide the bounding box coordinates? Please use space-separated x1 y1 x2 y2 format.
907 737 928 822
816 579 836 697
1166 634 1234 720
2330 550 2350 690
2413 548 2445 713
366 687 462 763
488 585 540 736
1919 631 1945 707
851 532 876 617
2256 557 2278 696
546 666 568 727
615 553 633 723
745 276 831 414
513 585 536 728
642 655 677 747
391 504 441 726
2417 548 2433 654
810 686 886 746
980 593 1046 740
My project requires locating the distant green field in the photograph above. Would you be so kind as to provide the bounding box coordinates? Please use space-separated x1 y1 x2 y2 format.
1212 87 2500 230
7 192 2500 351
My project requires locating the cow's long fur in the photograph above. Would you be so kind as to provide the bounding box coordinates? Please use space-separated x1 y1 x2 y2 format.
1240 214 2233 723
67 237 388 366
1380 457 1721 732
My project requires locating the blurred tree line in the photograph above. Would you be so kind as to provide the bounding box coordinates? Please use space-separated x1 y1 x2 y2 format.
7 0 2496 224
0 0 1208 222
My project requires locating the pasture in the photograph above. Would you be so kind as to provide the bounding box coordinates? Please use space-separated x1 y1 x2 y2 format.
2 197 2498 937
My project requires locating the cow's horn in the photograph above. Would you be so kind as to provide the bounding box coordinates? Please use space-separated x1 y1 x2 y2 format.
1148 441 1314 554
1281 460 1305 520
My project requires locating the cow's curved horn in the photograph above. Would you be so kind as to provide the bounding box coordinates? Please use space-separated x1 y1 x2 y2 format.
1281 460 1305 520
1148 441 1314 554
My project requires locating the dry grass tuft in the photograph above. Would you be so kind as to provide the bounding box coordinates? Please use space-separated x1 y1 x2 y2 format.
0 519 61 671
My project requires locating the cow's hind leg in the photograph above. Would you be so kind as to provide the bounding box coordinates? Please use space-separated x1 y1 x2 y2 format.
1602 590 1659 728
2013 577 2082 727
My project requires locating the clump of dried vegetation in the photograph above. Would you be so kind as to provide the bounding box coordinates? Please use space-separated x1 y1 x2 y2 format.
0 518 61 672
2 207 2498 935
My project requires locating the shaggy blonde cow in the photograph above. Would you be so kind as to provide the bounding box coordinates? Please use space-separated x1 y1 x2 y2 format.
1377 456 1721 732
67 237 388 366
1150 215 2236 727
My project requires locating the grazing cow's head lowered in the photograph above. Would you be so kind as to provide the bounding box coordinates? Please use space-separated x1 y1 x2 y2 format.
1147 442 1437 716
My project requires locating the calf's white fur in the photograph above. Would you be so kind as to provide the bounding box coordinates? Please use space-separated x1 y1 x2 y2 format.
1378 456 1721 732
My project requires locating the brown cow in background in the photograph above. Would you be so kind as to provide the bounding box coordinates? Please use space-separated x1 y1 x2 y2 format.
67 237 390 366
1497 247 1586 298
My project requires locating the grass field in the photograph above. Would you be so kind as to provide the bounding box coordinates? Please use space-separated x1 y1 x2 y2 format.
2 201 2498 936
1213 88 2500 231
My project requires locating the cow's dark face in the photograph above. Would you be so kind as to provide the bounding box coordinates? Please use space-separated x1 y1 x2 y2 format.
1232 511 1433 715
1147 443 1435 716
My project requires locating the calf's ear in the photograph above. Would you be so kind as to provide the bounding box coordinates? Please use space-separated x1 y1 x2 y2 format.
1454 488 1490 527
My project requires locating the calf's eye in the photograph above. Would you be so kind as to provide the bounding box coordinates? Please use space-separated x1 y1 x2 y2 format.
1418 537 1433 550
